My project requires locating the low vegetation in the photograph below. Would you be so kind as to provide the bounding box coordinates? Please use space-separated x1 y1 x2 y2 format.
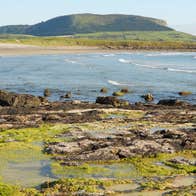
75 31 196 42
0 32 196 50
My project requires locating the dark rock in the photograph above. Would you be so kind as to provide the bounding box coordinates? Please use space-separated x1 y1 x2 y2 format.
158 99 189 106
61 92 72 99
135 102 143 106
0 90 42 107
44 89 51 97
60 161 81 166
121 88 129 93
96 96 129 107
159 129 186 139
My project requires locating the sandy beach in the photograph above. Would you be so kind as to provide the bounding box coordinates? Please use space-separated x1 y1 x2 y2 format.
0 43 106 56
1 43 196 56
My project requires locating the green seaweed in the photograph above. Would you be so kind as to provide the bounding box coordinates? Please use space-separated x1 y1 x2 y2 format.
128 151 196 177
0 124 70 143
41 178 132 195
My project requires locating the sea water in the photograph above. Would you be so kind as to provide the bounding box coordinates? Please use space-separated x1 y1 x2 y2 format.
0 52 195 103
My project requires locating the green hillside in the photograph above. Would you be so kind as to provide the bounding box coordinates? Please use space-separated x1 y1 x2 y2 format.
0 14 173 36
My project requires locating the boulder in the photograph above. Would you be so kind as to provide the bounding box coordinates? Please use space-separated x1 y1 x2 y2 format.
100 88 108 93
96 96 129 107
0 90 42 107
44 89 51 97
121 88 129 93
112 91 125 96
178 91 192 96
60 92 72 99
168 157 196 166
141 93 154 102
158 99 189 106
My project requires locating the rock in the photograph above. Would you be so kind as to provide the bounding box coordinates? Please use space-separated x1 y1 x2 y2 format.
43 114 62 121
60 161 81 166
45 142 81 154
0 90 42 107
129 139 174 154
76 147 120 161
96 96 129 107
61 92 72 99
160 129 186 139
43 89 51 97
121 88 129 93
141 93 154 102
112 91 125 97
181 133 196 150
44 124 196 163
158 99 189 106
168 157 196 166
100 88 108 93
117 148 135 158
135 102 143 106
178 91 192 96
38 96 47 103
71 100 81 104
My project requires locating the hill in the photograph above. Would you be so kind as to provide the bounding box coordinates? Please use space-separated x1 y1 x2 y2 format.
0 14 173 36
0 25 29 34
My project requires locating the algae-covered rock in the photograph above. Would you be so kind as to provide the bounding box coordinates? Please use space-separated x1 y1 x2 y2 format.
178 91 192 96
112 91 125 96
141 93 154 102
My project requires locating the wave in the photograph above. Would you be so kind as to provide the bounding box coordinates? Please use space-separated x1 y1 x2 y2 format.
134 63 157 69
64 59 78 64
108 80 121 86
118 58 132 64
102 54 115 57
166 68 196 73
133 62 196 74
108 80 133 86
145 52 195 57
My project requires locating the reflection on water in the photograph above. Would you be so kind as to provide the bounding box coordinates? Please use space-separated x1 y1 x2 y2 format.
56 162 138 179
1 160 56 187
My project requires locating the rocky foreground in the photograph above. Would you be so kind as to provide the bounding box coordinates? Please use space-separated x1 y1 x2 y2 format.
0 90 195 195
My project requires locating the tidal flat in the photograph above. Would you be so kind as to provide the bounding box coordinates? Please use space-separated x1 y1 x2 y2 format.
0 92 195 195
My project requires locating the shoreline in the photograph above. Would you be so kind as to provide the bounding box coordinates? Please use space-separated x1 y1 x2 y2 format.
0 43 196 56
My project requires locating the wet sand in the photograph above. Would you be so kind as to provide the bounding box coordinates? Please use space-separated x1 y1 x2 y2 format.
0 43 104 56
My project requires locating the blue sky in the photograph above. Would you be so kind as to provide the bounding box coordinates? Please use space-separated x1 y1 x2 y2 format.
0 0 195 27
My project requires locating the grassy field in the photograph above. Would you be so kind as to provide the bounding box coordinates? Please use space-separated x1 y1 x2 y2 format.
74 31 196 42
0 32 196 50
